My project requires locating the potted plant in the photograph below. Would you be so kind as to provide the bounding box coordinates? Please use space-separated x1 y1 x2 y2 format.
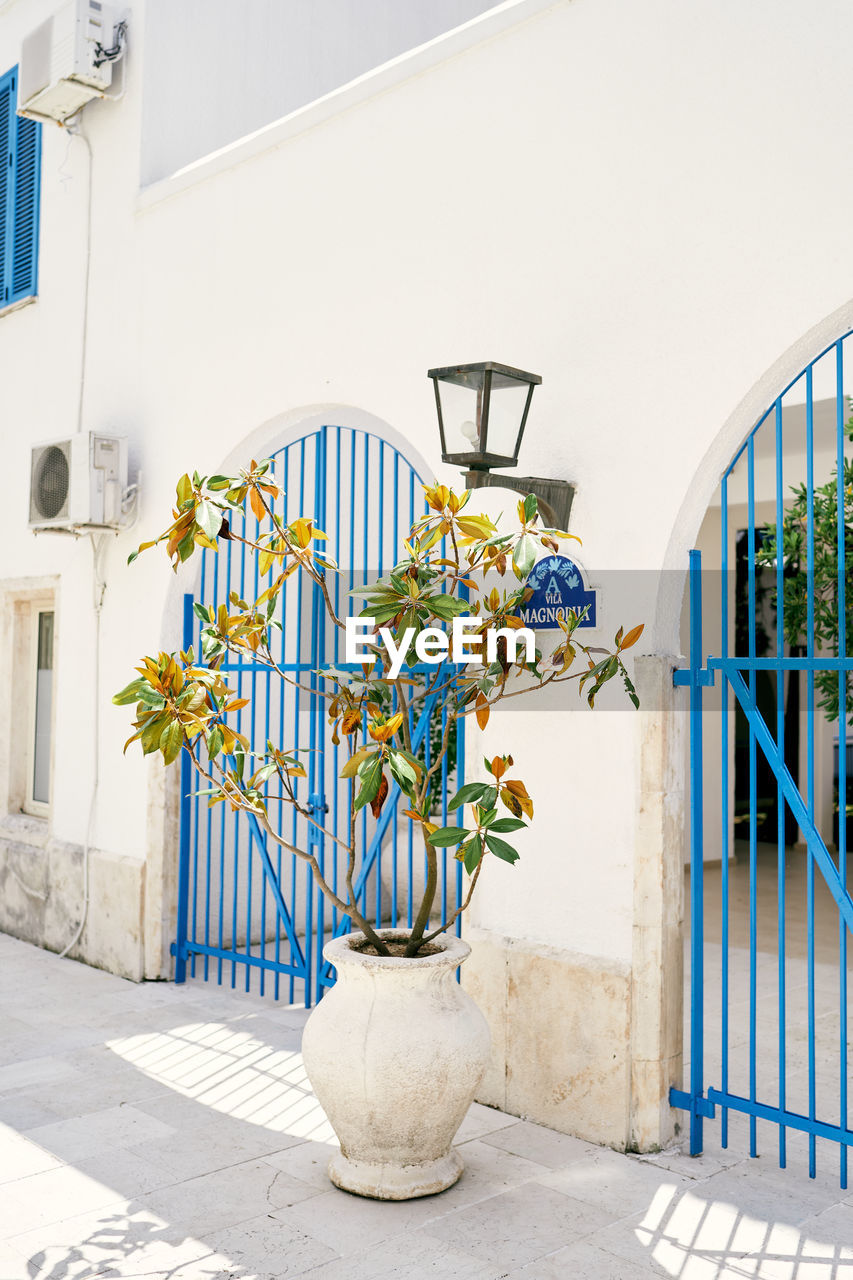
114 461 642 1199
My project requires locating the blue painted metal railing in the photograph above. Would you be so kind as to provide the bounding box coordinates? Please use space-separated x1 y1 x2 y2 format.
672 332 853 1183
172 425 464 1007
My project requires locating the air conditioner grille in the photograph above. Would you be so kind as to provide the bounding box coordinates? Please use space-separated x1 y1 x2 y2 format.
31 443 70 521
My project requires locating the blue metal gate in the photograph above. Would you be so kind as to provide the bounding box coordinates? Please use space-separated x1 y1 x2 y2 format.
672 333 853 1183
172 425 464 1006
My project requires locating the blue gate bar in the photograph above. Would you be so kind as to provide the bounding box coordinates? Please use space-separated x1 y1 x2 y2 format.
775 396 787 1168
747 433 758 1158
836 341 849 1190
720 471 730 1148
172 591 195 984
806 362 817 1178
725 670 853 935
688 547 705 1155
707 1089 853 1148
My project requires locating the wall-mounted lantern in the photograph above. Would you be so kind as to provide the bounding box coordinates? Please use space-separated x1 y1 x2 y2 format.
428 361 574 530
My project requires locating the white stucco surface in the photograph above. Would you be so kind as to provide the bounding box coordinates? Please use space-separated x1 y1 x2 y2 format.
2 0 853 1009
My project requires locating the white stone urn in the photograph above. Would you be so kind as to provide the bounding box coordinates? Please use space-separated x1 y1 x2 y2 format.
301 929 490 1200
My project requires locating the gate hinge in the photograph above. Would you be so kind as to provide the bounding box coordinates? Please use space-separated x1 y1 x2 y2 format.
669 1087 716 1119
673 666 715 688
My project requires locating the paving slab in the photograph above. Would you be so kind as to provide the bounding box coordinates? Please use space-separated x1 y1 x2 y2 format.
1 931 852 1280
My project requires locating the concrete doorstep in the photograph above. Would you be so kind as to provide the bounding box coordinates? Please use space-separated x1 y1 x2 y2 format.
0 932 851 1280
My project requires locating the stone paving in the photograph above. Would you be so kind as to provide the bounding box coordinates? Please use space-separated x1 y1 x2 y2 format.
1 932 853 1280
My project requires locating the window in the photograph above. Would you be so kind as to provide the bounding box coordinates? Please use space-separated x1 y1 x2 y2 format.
0 65 41 311
31 610 54 809
0 590 57 820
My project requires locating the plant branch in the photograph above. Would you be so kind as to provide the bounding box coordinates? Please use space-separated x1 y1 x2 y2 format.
421 856 484 944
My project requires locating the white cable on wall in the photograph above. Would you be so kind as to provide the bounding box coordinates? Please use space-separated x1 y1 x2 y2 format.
59 118 98 959
59 532 106 959
66 119 93 436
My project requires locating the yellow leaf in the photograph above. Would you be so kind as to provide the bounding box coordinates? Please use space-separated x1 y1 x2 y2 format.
292 517 312 548
490 755 507 780
385 711 404 738
475 692 490 730
249 486 266 523
419 525 444 553
341 709 362 736
340 746 373 778
502 778 533 819
619 623 645 651
456 515 497 540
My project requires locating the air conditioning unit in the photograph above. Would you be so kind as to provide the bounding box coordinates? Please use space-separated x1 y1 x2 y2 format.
29 433 128 530
18 1 121 124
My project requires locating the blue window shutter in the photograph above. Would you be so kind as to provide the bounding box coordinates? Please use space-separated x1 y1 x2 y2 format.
0 65 41 310
0 71 10 307
11 111 41 303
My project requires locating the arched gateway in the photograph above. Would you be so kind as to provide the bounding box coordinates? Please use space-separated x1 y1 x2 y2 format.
674 330 853 1184
171 424 464 1007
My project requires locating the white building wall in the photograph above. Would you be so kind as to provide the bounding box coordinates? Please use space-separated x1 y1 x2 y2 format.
140 0 502 184
2 0 853 1143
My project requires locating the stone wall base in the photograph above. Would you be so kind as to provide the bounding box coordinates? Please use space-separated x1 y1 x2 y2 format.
0 816 144 980
462 925 634 1150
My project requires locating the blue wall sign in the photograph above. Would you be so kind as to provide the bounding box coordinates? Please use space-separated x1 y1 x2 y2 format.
518 555 596 629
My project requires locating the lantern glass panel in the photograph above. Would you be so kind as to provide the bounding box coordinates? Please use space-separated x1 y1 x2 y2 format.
438 377 484 455
483 377 531 460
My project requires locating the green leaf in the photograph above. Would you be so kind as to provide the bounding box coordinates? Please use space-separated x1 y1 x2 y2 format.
461 834 483 874
193 602 213 623
523 493 538 523
140 714 169 755
353 753 383 812
512 532 538 580
395 747 424 779
112 679 146 706
388 750 417 794
159 719 183 766
196 499 222 542
447 781 490 810
208 725 224 760
427 594 469 620
485 833 520 863
428 826 470 847
206 475 232 491
177 530 196 563
621 666 640 711
135 687 167 709
489 817 527 833
252 762 278 785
